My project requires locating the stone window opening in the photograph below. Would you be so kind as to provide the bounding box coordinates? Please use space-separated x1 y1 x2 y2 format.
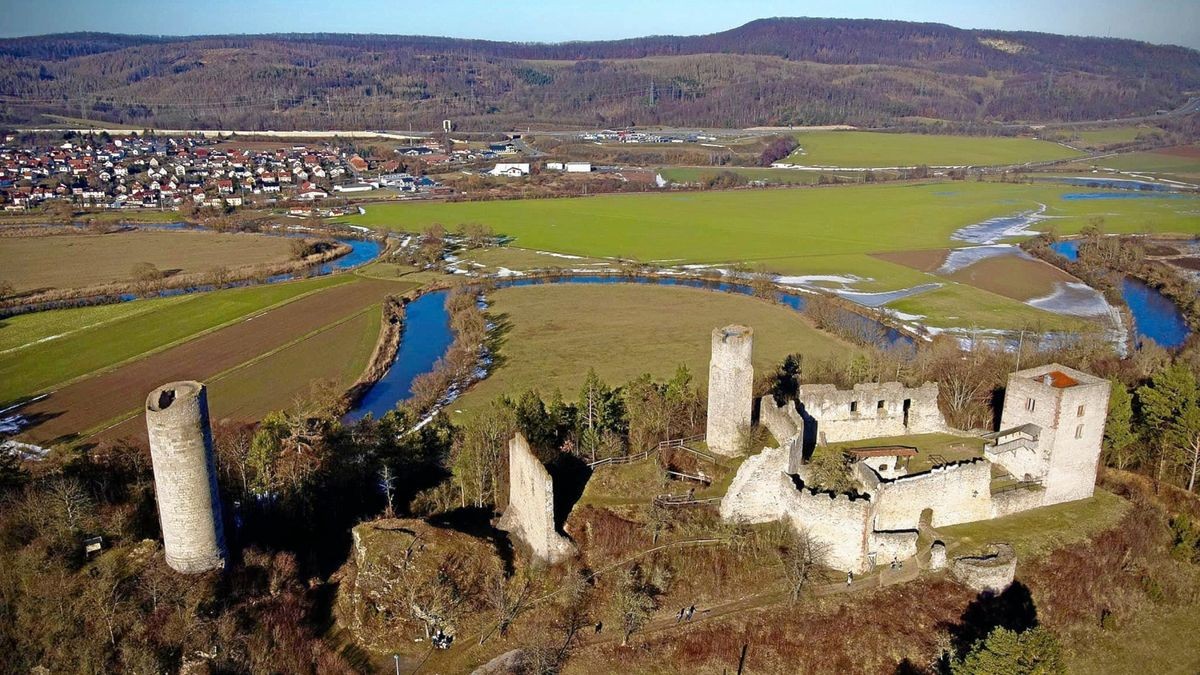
1075 424 1084 439
1025 398 1036 412
877 400 885 412
1077 404 1085 417
902 398 911 427
850 401 858 413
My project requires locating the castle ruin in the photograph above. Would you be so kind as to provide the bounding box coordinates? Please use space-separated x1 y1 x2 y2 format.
145 381 227 574
715 337 1109 575
497 433 576 564
706 325 753 456
984 364 1110 506
795 381 948 444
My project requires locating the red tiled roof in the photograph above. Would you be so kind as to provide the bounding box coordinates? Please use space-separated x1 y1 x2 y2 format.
1036 371 1079 388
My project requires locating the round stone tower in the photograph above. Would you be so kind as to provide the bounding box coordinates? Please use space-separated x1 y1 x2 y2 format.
145 381 227 574
706 325 754 456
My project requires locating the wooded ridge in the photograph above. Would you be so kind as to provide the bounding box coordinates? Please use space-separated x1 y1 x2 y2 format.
1 18 1197 130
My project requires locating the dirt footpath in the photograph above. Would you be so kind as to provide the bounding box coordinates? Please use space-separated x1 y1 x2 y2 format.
16 278 398 445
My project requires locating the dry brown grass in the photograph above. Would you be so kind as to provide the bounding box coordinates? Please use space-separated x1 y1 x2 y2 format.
0 230 294 292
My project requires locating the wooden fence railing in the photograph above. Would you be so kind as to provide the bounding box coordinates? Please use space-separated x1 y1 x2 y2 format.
587 433 711 469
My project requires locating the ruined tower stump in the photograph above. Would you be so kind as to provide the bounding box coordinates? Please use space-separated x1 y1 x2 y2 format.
706 325 754 456
145 381 227 574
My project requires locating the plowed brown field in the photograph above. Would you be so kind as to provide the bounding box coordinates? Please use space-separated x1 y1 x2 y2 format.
17 278 401 444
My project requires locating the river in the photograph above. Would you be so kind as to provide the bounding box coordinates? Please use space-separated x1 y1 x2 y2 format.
3 223 383 314
1050 240 1190 348
346 274 911 419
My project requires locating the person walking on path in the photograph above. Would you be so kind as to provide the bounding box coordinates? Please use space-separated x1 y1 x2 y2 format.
677 607 685 623
846 571 853 586
686 605 695 621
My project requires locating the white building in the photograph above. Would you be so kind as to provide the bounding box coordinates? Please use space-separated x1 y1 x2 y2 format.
490 162 531 177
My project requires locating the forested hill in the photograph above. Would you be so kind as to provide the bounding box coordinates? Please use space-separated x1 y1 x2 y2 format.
1 18 1198 131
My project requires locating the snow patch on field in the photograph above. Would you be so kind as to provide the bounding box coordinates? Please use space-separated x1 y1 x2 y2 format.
951 204 1048 245
534 250 587 260
832 283 942 307
937 244 1032 274
1027 282 1113 316
1 440 49 460
774 274 863 287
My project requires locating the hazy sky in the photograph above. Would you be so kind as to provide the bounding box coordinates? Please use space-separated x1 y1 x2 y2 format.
2 0 1198 49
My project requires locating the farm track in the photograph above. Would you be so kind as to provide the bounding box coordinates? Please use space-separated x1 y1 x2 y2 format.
17 278 400 444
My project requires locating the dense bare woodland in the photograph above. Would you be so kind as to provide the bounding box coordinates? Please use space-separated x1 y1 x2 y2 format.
2 18 1198 130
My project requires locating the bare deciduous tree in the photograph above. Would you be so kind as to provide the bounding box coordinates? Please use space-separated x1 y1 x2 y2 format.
777 528 829 602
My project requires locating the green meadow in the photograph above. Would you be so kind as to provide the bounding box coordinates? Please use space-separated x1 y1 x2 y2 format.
347 181 1200 278
0 274 352 403
1096 147 1200 175
347 180 1200 330
659 166 823 185
779 131 1082 167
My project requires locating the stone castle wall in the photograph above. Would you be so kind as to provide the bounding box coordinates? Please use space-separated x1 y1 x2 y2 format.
993 364 1110 506
719 446 792 524
796 381 946 444
497 433 575 564
145 381 226 574
870 459 993 531
758 396 805 473
869 530 920 564
779 484 874 574
707 325 754 456
990 484 1047 519
951 543 1017 593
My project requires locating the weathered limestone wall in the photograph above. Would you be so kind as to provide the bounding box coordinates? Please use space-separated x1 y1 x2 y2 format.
721 447 874 572
796 381 946 444
145 381 226 574
706 325 754 456
719 446 791 524
869 530 919 564
993 364 1110 506
781 487 874 574
497 433 575 564
1043 379 1109 505
951 543 1017 594
990 485 1047 519
757 396 805 472
870 459 993 531
929 541 947 570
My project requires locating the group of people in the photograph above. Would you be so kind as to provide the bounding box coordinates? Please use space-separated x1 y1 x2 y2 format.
675 605 697 623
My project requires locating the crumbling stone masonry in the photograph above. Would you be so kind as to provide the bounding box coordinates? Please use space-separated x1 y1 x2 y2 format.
497 433 576 564
929 541 947 570
145 381 226 574
758 396 806 473
796 382 947 444
707 325 754 456
951 543 1017 593
862 459 993 531
985 364 1110 506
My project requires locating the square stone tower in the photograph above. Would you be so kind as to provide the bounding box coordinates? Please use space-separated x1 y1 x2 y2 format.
986 364 1110 506
707 325 754 456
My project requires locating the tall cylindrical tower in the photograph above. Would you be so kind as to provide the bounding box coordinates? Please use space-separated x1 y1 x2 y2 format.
706 325 754 455
145 381 226 573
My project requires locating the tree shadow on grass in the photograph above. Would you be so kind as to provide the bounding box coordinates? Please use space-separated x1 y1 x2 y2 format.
548 453 591 537
484 310 512 373
430 506 516 576
940 581 1039 663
